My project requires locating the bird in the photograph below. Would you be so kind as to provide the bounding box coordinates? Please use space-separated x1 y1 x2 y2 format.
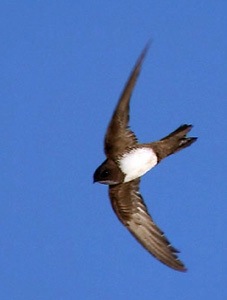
93 43 197 271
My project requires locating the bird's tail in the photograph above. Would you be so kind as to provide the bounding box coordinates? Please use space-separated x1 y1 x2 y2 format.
151 124 197 161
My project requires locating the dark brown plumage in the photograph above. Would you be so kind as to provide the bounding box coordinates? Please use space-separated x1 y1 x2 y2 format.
104 45 148 159
94 43 197 271
109 179 186 271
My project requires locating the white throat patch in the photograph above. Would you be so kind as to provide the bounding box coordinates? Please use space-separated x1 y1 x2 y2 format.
119 147 158 182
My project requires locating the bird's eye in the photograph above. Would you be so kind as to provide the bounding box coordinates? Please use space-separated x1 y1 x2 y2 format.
101 170 109 178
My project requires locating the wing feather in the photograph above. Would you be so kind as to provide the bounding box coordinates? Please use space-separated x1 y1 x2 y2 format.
109 179 186 271
105 43 150 158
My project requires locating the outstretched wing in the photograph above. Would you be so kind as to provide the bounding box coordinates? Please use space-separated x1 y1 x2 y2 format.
104 43 150 159
109 179 186 271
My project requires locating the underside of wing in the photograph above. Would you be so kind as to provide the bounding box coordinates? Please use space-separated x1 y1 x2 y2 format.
109 179 186 271
105 43 150 159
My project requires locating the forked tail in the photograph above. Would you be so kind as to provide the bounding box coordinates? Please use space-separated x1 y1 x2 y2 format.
152 124 197 161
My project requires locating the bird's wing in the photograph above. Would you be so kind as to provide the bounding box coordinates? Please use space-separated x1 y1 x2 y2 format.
109 179 186 271
104 43 150 159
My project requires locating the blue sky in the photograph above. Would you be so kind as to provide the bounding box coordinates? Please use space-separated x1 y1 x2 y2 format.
1 1 226 299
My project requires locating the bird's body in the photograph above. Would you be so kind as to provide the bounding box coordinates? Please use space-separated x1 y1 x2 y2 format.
93 43 197 271
118 147 157 182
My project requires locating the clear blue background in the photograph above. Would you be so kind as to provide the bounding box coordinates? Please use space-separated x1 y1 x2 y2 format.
1 1 226 299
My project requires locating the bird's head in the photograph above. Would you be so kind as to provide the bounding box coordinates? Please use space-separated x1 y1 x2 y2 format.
93 159 124 185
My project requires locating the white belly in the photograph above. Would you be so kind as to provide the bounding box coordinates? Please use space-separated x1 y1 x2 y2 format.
119 147 158 182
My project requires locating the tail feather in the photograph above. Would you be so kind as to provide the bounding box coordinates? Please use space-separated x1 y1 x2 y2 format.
161 124 193 140
174 136 197 153
151 124 197 161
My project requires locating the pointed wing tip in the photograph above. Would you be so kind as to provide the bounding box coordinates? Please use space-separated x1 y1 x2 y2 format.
144 39 152 51
137 41 152 66
172 259 187 272
167 245 188 272
177 265 188 272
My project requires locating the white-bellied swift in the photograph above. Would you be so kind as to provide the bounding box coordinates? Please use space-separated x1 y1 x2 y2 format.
93 44 197 271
